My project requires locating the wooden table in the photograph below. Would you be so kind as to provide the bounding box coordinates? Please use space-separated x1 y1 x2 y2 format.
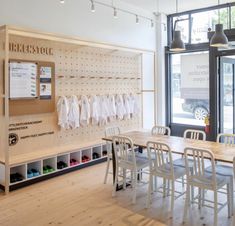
103 130 235 163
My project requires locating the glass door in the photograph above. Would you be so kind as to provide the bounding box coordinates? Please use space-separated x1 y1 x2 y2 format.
220 56 235 134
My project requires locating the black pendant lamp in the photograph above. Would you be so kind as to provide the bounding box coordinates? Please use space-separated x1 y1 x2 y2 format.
170 0 185 51
210 0 228 47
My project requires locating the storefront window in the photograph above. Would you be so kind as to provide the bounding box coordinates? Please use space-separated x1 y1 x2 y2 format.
171 52 209 126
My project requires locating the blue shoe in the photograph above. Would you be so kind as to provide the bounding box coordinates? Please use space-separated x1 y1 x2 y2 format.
27 170 34 178
31 168 40 177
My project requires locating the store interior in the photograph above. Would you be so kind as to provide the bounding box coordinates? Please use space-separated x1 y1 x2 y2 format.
1 0 235 226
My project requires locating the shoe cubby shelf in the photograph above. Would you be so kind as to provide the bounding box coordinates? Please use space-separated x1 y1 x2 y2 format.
8 143 107 186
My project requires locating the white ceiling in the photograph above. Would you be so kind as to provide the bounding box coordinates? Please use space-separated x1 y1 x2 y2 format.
120 0 235 14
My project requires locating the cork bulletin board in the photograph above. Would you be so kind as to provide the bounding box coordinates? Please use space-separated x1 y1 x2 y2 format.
9 60 55 116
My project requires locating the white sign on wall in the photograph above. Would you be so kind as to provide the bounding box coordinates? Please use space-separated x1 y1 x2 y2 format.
10 62 37 99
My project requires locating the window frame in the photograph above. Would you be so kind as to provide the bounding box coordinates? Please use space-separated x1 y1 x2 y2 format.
166 2 235 140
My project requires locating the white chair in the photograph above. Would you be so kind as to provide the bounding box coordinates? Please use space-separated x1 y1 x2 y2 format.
183 147 233 226
174 129 206 168
112 135 149 204
146 141 186 215
205 133 234 213
183 129 206 141
151 125 171 136
103 126 120 184
174 129 206 196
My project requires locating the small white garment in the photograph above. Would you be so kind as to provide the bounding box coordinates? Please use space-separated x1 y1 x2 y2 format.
90 95 100 126
123 94 131 120
68 95 80 129
130 94 140 117
80 95 91 127
115 94 125 120
57 96 70 129
99 95 109 126
107 95 116 122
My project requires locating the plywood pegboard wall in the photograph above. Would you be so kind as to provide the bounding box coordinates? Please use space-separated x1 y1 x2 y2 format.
8 34 142 158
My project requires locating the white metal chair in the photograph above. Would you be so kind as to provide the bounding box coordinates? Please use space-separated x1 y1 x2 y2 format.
183 147 233 226
137 125 171 191
174 129 206 168
207 134 235 178
112 135 149 204
151 125 171 136
146 141 186 215
183 129 206 141
103 126 120 184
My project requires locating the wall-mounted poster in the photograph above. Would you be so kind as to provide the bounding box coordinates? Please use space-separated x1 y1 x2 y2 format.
10 62 37 99
40 66 52 100
40 66 52 83
40 83 51 99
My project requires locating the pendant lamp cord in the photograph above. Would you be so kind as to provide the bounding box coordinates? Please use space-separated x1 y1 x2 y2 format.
218 0 220 24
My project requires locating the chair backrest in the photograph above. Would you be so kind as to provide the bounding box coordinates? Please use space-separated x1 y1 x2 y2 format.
112 135 136 168
105 126 120 137
105 126 121 155
217 133 235 146
151 125 171 136
184 147 216 188
183 129 206 141
146 141 174 177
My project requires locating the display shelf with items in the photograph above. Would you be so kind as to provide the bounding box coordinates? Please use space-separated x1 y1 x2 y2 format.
70 151 81 167
43 158 56 174
10 165 26 185
102 144 108 157
92 146 102 160
81 148 92 164
57 154 69 170
27 161 41 179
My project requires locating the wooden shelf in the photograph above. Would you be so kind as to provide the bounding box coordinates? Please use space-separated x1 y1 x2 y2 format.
1 139 105 167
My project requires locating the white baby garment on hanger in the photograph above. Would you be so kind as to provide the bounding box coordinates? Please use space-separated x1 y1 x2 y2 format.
123 94 131 120
132 94 140 117
90 95 100 126
107 94 116 122
80 95 91 127
57 96 70 129
115 94 125 120
99 95 109 126
68 95 80 129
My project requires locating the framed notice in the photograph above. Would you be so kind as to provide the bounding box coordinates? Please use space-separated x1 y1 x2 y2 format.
9 60 55 116
10 62 38 99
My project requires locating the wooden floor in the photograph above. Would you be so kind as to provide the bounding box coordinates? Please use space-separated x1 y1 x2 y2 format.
0 163 233 226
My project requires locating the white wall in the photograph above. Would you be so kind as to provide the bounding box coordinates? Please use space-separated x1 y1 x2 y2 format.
0 0 156 51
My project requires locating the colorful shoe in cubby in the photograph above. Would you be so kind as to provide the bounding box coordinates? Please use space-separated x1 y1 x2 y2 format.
102 151 107 156
46 165 54 172
27 170 34 179
43 166 49 174
70 159 79 166
31 168 40 177
82 155 90 163
10 174 17 183
15 173 24 182
57 161 68 169
92 152 100 159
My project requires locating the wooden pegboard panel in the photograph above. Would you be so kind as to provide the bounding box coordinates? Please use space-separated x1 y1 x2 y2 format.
8 35 142 158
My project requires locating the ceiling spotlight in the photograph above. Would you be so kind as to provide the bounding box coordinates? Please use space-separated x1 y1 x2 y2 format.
91 0 95 12
136 15 139 24
113 7 118 19
151 20 154 28
60 0 65 3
